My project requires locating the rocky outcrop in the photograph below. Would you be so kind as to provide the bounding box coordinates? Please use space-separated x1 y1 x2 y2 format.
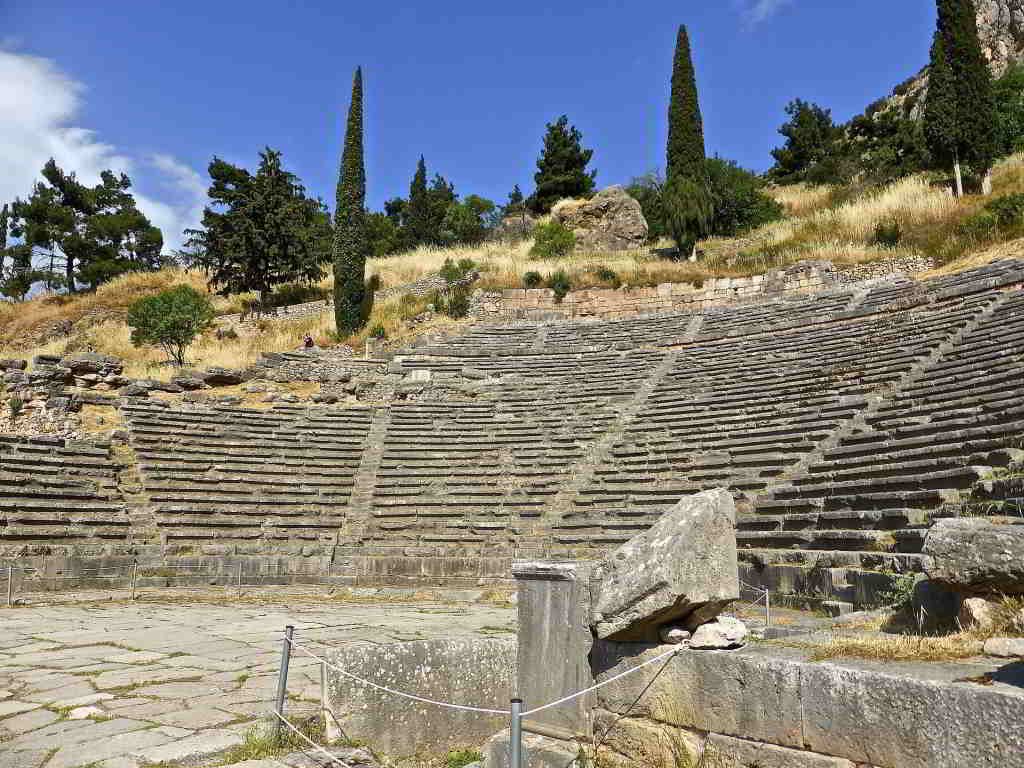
590 489 739 641
551 186 648 252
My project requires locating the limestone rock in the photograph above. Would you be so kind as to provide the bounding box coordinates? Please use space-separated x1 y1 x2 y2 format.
591 489 738 641
61 352 123 376
659 626 692 645
924 518 1024 594
690 616 749 650
959 597 998 631
983 636 1024 658
202 367 244 386
551 186 648 252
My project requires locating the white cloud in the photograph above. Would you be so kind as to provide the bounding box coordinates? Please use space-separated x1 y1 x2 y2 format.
742 0 793 26
0 48 205 251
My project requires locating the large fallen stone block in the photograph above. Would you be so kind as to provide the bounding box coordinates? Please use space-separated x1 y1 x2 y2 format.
591 489 738 641
924 518 1024 594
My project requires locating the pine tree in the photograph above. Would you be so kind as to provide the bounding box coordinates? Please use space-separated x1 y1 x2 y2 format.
507 184 524 211
666 24 706 181
529 115 596 214
924 0 997 196
404 156 431 248
188 149 326 305
333 67 369 335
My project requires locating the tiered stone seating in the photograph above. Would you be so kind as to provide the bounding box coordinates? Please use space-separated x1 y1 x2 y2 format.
369 350 668 551
753 289 1024 555
557 291 998 552
693 288 858 340
122 403 372 547
0 436 129 544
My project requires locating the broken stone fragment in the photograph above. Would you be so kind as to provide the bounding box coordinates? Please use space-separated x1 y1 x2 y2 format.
689 616 749 650
591 488 739 641
659 626 692 645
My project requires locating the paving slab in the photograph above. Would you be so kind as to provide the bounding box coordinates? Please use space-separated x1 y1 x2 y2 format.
130 728 244 763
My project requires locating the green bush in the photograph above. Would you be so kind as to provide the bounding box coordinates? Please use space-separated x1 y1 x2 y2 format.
445 749 483 768
873 217 903 249
127 285 215 367
369 323 387 339
429 286 471 319
985 192 1024 226
705 157 784 237
267 282 329 308
592 265 621 288
546 269 572 302
439 258 478 285
8 396 24 422
522 271 543 288
530 221 575 259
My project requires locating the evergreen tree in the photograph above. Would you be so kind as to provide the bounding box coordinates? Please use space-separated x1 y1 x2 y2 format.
923 0 997 196
189 148 326 305
0 204 7 277
666 24 705 180
769 100 840 184
507 184 524 212
333 67 370 335
426 173 457 241
404 156 431 248
529 115 596 213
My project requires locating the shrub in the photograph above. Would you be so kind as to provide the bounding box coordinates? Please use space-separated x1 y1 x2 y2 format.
369 323 387 339
530 221 575 259
873 217 903 249
445 749 483 768
546 269 572 302
8 396 24 422
522 271 543 288
267 282 329 309
705 157 784 237
429 286 471 319
592 265 621 288
985 192 1024 226
127 285 215 367
439 258 478 285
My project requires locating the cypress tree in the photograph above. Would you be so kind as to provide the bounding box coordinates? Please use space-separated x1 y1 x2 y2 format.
666 24 705 181
404 156 431 248
333 67 369 335
0 204 8 276
923 0 997 196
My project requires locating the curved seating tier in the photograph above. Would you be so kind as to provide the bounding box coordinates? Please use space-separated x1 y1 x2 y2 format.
0 436 129 544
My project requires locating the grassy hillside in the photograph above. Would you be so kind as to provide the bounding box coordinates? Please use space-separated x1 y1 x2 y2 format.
3 155 1024 380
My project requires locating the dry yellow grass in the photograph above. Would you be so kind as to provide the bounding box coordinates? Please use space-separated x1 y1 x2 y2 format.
801 632 983 663
769 183 834 217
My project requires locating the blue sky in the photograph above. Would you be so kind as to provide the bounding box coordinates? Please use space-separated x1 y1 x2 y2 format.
2 0 937 249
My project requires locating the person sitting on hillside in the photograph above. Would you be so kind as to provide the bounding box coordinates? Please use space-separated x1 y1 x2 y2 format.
302 333 315 350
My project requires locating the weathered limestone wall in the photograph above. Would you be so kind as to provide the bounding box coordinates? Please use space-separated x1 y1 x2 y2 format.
472 257 933 321
593 642 1024 768
324 638 516 758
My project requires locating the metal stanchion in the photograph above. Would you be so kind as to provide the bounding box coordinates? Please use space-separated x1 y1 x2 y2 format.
237 562 243 596
509 698 524 768
272 625 295 743
6 565 12 608
130 562 138 601
765 590 771 628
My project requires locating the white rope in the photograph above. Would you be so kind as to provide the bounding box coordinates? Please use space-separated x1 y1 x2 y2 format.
520 645 681 716
287 637 509 715
271 710 345 767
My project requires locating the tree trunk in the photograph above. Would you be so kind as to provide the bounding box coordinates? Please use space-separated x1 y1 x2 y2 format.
65 255 75 294
953 149 964 199
982 169 993 196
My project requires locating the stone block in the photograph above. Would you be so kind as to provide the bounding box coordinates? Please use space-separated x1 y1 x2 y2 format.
484 731 578 768
591 489 738 641
324 638 514 758
513 561 597 736
593 645 804 749
591 711 700 768
984 637 1024 658
924 518 1024 594
703 733 855 768
800 661 1024 768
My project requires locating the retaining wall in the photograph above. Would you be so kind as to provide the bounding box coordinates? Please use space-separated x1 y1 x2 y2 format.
324 638 516 758
471 257 934 321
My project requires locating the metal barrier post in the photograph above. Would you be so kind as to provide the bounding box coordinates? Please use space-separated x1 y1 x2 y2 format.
765 590 771 628
237 562 243 596
6 565 12 608
130 562 138 601
273 625 295 743
509 698 523 768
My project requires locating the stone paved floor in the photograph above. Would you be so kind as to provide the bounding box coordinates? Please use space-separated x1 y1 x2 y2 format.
0 587 516 767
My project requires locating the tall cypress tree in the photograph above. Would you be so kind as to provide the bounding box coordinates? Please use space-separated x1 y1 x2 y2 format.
404 156 431 248
0 204 8 277
666 24 705 181
923 0 997 196
333 67 369 335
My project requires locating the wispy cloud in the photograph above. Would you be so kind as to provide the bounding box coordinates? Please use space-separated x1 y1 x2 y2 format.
742 0 793 26
0 48 205 251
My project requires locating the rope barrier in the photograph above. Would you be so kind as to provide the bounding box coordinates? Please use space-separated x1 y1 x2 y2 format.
287 637 508 715
270 710 346 767
289 635 682 718
520 645 681 716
